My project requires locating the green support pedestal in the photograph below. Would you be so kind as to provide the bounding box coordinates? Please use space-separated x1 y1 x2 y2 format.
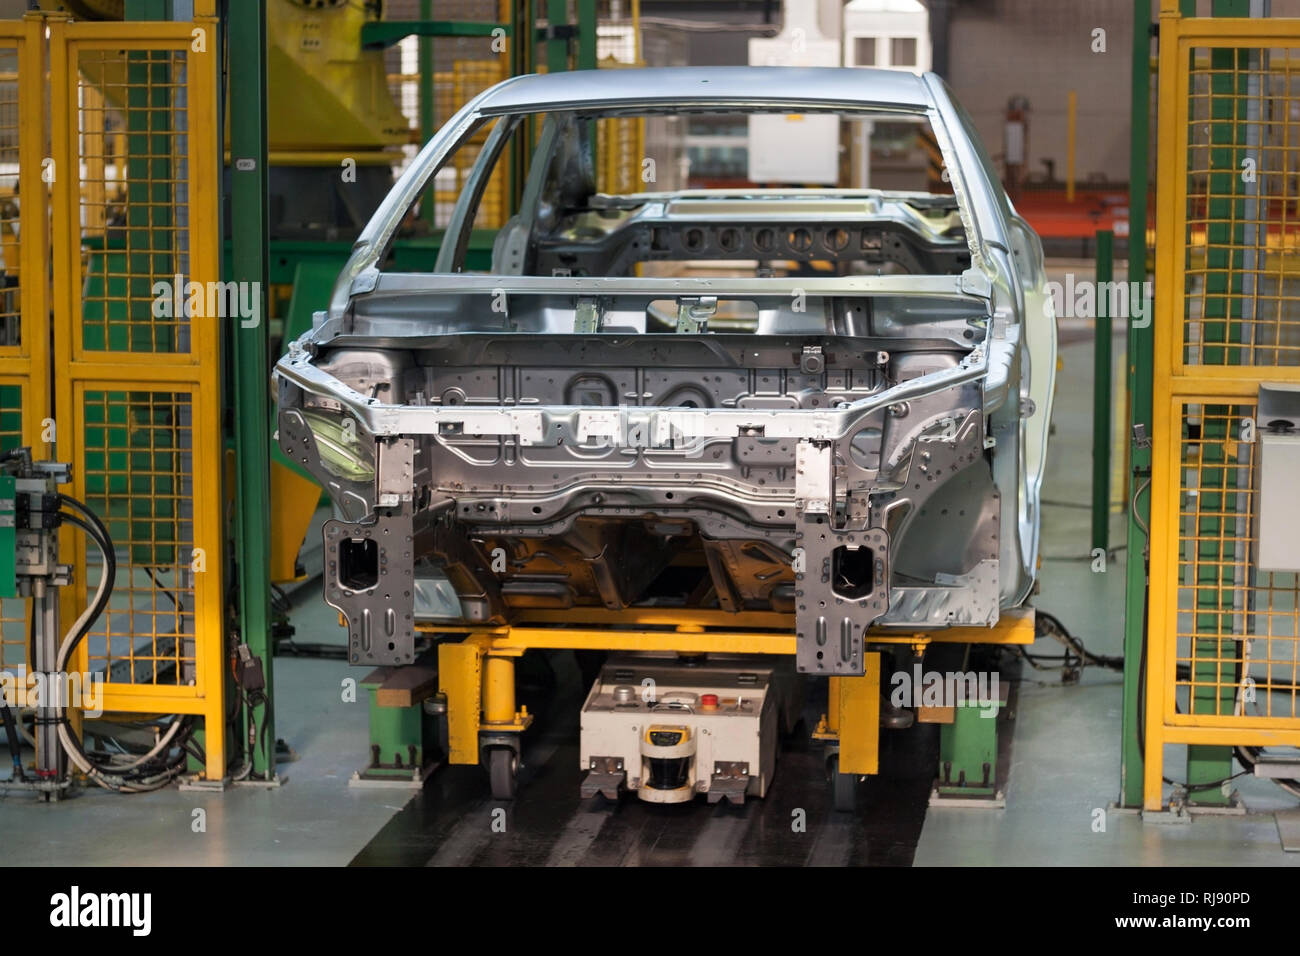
351 666 442 788
932 697 1007 807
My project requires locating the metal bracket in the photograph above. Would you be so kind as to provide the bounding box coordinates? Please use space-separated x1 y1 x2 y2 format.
581 755 626 800
707 761 751 805
795 441 833 514
675 296 716 333
322 507 417 666
573 296 601 333
794 522 890 675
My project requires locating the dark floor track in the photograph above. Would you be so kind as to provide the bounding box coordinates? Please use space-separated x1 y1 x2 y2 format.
350 651 938 867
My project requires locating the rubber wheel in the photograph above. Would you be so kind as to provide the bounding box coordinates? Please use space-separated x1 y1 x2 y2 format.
487 747 518 801
828 754 857 813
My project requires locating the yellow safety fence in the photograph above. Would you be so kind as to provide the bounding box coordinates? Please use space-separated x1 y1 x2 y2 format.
0 16 49 681
0 12 225 781
1147 3 1300 808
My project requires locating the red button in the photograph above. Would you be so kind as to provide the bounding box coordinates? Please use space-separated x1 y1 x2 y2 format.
701 694 719 708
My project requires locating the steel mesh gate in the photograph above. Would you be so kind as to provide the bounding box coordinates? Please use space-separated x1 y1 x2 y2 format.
0 17 48 680
47 16 225 780
1146 5 1300 809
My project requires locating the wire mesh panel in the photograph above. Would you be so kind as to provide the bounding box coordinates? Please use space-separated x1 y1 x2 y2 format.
452 60 508 228
387 59 507 227
74 46 192 357
50 20 222 780
1172 402 1300 724
595 0 644 196
80 388 197 686
1181 43 1300 374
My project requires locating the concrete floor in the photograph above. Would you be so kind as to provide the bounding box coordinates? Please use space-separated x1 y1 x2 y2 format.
3 265 1298 864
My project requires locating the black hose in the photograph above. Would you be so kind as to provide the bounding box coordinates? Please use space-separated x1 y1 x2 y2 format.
1 704 24 780
54 495 187 788
55 502 116 662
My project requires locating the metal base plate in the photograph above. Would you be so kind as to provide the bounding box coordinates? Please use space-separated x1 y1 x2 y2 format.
1186 791 1245 815
233 774 287 789
1275 809 1300 852
349 763 438 790
928 785 1006 809
1142 806 1192 825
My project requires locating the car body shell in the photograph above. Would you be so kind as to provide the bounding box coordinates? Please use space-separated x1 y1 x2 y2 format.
274 67 1057 675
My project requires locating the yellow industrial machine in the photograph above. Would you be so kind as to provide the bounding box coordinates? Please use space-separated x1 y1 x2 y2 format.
43 0 411 238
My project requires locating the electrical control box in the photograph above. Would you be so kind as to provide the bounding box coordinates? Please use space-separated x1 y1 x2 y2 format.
1256 384 1300 572
579 656 798 805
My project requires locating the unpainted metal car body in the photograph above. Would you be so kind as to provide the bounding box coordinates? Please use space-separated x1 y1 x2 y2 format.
274 67 1057 675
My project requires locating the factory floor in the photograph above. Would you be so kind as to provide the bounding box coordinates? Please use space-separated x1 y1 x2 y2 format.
2 262 1298 865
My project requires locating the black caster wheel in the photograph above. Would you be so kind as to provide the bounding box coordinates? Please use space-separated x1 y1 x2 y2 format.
487 747 518 801
828 753 857 813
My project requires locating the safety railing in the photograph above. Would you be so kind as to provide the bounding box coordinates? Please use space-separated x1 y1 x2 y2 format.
0 16 47 677
1147 4 1300 809
47 15 225 780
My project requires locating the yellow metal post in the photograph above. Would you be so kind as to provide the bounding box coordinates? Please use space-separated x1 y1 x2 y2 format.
836 653 881 776
482 655 517 725
439 637 485 764
49 18 226 780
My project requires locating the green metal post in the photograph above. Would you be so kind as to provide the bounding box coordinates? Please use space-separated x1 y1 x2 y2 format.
1120 0 1155 809
576 0 598 70
0 476 15 599
546 0 569 73
509 0 536 213
124 0 172 18
1092 229 1114 554
228 1 275 777
419 0 435 226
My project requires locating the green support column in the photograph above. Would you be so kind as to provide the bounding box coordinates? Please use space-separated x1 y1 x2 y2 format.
1120 0 1155 809
124 0 173 18
576 0 597 69
545 0 569 73
419 0 435 226
228 2 275 777
509 0 537 212
1092 229 1114 553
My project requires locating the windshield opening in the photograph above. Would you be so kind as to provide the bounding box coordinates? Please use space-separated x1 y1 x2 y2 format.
380 106 969 280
